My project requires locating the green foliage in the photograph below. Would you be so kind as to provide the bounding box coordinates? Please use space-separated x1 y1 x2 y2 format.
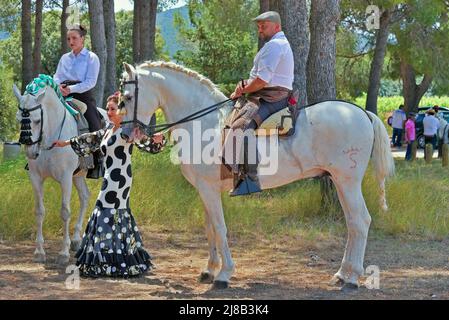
0 9 169 89
389 1 449 91
0 10 91 85
2 139 449 241
336 28 371 99
0 0 19 33
174 0 258 84
115 10 133 77
0 65 18 141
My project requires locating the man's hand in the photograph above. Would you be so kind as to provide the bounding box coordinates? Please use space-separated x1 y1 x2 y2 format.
230 78 267 100
230 90 243 100
230 80 247 100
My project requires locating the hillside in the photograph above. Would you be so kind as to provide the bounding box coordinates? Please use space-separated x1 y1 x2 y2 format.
156 5 188 58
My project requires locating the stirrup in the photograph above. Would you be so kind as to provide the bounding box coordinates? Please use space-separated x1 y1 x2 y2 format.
229 176 262 197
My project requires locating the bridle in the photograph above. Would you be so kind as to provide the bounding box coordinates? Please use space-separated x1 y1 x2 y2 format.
118 75 146 129
118 73 232 136
18 98 67 152
18 104 44 146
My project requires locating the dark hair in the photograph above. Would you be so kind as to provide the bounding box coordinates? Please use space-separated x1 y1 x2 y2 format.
68 24 87 37
399 104 404 109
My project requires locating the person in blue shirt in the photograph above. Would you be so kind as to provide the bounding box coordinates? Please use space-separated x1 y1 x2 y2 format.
54 24 103 178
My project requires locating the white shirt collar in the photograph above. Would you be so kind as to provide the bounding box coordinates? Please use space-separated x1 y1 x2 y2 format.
271 31 286 40
70 47 88 57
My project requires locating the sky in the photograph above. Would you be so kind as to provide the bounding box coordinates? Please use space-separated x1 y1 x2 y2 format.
114 0 187 12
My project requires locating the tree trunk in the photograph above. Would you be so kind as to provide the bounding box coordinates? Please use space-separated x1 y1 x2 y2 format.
259 0 270 13
103 0 117 97
307 0 340 104
400 60 433 114
278 0 309 106
269 0 280 12
307 0 340 208
133 0 141 63
32 0 43 77
365 9 391 115
61 0 70 55
140 0 158 62
21 0 33 91
258 0 270 49
88 0 107 107
148 0 158 60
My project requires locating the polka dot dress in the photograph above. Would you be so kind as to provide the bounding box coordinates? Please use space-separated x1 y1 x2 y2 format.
70 126 165 278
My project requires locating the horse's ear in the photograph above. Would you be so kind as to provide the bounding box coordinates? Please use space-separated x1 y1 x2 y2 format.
123 62 136 77
12 84 23 103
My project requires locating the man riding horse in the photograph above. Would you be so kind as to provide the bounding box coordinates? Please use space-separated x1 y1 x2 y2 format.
224 11 294 196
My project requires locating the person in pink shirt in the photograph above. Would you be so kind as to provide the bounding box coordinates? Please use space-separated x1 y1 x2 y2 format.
404 112 416 161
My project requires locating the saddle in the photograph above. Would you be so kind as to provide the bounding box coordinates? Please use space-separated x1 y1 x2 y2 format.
66 99 106 174
220 91 301 180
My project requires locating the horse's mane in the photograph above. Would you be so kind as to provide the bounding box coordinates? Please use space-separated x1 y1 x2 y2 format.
138 61 225 97
25 74 79 115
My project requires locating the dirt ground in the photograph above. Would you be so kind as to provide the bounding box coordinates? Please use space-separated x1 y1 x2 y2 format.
1 228 449 300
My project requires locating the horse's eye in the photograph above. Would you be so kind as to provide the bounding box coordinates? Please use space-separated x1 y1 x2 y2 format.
33 120 41 125
125 95 132 101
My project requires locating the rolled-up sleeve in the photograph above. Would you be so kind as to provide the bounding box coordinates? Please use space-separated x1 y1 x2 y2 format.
254 42 282 84
69 53 100 94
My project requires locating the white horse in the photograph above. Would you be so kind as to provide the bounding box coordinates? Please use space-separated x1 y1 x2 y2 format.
119 61 395 289
13 82 105 265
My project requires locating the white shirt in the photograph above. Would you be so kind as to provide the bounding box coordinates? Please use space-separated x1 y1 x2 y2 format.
391 109 406 129
53 47 100 94
249 31 294 90
423 115 440 136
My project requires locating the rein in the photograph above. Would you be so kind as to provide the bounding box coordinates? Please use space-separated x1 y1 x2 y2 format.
119 74 232 135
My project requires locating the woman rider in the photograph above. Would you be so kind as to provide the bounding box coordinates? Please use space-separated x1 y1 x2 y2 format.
54 24 103 178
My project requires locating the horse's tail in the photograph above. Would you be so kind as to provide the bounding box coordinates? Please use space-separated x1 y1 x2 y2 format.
366 111 395 212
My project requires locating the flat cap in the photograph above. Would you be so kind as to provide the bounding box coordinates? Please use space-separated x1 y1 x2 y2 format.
253 11 281 24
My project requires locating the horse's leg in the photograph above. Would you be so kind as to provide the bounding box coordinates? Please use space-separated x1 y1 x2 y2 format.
331 178 371 290
71 176 90 251
56 175 73 265
198 207 220 284
197 185 235 289
30 173 46 263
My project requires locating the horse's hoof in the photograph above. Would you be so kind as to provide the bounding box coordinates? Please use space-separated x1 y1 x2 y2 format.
56 254 70 266
212 280 229 290
70 241 81 252
198 272 214 284
33 253 46 263
341 282 359 293
329 276 345 287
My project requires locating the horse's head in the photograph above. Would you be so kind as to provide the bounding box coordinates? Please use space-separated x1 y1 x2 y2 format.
14 75 67 160
119 62 160 142
14 83 49 160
